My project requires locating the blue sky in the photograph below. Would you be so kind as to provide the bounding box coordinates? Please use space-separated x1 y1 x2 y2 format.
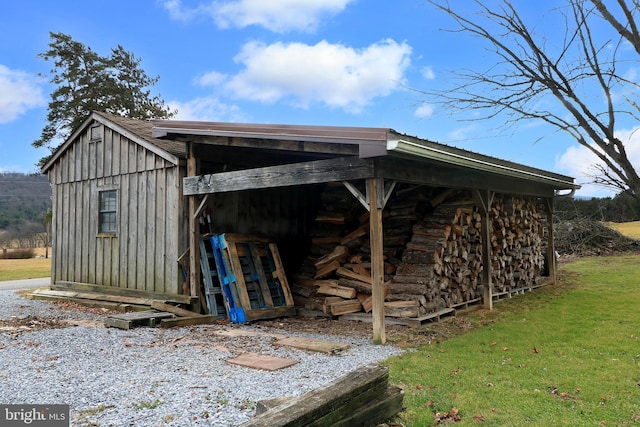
1 0 638 198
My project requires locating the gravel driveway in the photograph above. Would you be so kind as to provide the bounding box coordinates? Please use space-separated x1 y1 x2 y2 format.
0 289 402 426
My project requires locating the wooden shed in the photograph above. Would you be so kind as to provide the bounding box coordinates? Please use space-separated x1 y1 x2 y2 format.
43 111 579 342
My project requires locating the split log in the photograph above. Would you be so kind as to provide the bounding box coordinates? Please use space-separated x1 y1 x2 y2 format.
316 282 357 299
330 299 363 315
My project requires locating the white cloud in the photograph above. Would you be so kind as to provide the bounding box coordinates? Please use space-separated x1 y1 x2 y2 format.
162 0 198 21
169 96 249 122
421 66 435 80
555 127 640 197
414 103 434 119
447 124 479 142
162 0 353 33
222 39 411 113
194 71 227 87
0 65 45 124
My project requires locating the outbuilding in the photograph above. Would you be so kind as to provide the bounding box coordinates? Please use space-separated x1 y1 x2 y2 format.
42 111 578 342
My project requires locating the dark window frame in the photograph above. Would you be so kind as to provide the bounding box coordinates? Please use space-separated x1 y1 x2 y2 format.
98 189 117 235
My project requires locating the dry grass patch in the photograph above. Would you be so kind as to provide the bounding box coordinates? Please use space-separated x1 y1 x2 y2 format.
605 221 640 240
0 257 51 281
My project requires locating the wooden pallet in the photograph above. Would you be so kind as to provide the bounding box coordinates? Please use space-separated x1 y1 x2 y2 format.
200 235 228 318
104 310 175 330
209 233 296 323
400 308 455 327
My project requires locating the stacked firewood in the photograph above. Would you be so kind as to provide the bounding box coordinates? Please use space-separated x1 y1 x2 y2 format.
292 184 549 320
489 195 546 293
292 183 422 318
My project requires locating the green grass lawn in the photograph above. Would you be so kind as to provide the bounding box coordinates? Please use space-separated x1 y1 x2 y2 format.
386 254 640 426
0 258 51 281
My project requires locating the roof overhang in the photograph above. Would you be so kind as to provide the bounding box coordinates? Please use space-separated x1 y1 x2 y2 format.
152 119 579 193
152 120 390 158
387 138 580 191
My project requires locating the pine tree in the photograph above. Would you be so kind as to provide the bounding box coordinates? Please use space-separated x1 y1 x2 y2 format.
34 32 175 166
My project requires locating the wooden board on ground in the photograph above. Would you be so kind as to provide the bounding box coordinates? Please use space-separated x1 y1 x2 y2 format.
239 364 402 427
104 310 175 329
159 315 221 328
227 352 299 371
150 301 200 317
274 336 350 354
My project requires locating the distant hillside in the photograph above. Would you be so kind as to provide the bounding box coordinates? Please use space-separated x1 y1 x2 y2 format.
0 173 51 229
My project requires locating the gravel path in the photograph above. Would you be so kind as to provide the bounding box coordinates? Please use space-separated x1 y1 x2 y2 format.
0 290 402 426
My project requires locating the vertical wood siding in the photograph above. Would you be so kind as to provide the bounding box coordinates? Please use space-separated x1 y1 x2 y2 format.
47 121 184 295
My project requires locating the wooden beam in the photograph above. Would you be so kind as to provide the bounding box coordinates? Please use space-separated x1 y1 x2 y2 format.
342 181 368 211
367 178 386 344
472 189 494 310
183 157 374 195
240 364 394 427
51 281 196 305
188 142 201 300
193 194 210 220
544 197 557 283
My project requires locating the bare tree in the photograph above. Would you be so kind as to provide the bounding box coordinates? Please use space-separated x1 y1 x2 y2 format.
423 0 640 199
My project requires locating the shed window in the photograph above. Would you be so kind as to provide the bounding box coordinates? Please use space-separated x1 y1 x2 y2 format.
98 190 117 234
90 125 102 141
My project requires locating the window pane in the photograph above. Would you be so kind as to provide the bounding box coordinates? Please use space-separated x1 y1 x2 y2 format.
98 190 117 234
99 212 117 233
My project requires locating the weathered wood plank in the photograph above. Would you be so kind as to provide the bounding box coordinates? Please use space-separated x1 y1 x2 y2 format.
367 177 386 344
313 385 404 427
239 364 391 427
52 281 196 304
159 315 220 328
150 301 200 317
183 157 374 195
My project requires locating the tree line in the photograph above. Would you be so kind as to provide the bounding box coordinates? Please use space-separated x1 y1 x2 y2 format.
554 191 640 223
0 173 51 248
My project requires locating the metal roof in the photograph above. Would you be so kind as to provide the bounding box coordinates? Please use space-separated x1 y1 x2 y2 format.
152 119 579 191
152 120 390 145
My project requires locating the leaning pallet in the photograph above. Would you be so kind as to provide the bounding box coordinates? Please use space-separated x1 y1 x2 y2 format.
209 233 296 323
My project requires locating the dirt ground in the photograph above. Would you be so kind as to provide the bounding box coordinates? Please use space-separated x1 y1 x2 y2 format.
0 297 485 348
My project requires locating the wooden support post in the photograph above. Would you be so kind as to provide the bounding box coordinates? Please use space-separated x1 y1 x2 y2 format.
473 189 494 310
188 142 201 300
544 197 557 283
367 178 386 344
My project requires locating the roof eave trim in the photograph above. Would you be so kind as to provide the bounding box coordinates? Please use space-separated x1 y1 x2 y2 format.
387 139 580 190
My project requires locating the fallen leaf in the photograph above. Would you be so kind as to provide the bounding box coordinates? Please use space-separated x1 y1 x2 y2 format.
473 414 485 422
425 400 434 407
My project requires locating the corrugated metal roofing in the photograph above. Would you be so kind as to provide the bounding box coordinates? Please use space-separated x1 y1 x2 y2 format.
152 119 578 191
152 120 391 145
